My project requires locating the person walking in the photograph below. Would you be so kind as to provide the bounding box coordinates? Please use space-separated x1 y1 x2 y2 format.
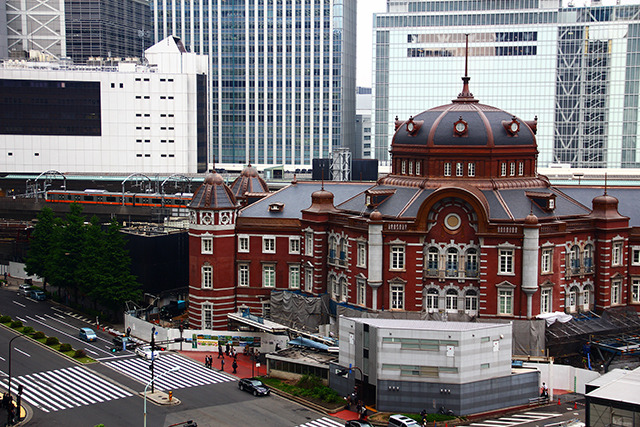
218 343 223 359
220 356 225 371
225 342 230 356
541 382 549 398
232 359 238 374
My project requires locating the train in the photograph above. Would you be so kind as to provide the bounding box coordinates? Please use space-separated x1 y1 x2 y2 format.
45 189 193 208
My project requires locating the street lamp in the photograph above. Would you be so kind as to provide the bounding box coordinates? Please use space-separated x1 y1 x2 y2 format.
143 366 179 427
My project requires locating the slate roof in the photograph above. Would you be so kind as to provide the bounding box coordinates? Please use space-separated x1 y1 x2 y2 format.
556 187 640 226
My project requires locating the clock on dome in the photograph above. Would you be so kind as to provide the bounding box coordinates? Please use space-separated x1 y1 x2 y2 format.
454 117 468 136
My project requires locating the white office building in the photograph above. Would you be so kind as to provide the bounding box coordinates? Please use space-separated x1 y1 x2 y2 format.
0 36 208 174
152 0 356 170
373 0 640 168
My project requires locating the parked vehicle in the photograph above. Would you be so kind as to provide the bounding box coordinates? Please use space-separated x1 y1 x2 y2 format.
388 415 420 427
18 284 32 296
135 345 161 360
112 335 136 350
238 378 270 396
29 289 46 301
79 328 97 342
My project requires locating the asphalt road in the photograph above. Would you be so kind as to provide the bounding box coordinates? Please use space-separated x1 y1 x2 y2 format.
0 286 339 427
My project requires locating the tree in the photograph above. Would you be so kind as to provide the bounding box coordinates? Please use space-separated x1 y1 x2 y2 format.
24 207 56 291
49 203 86 304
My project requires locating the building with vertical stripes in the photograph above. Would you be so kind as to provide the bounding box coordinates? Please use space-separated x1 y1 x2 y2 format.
151 0 356 170
372 0 640 168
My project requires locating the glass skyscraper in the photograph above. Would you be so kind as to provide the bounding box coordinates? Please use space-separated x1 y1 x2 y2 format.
152 0 356 168
373 0 640 168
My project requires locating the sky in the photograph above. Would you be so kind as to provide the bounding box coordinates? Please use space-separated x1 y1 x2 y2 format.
355 0 628 88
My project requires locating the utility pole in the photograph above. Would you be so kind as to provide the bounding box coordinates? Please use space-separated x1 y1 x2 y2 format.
150 326 156 394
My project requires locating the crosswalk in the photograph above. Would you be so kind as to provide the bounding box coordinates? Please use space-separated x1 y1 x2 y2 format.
296 417 345 427
104 353 234 390
468 411 562 427
0 366 133 413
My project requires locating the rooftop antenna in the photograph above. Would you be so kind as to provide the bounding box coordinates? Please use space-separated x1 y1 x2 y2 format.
454 34 477 103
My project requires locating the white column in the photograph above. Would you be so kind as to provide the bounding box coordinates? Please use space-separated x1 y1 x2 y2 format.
368 218 383 310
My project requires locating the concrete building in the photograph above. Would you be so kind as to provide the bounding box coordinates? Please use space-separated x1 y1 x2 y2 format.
372 1 640 168
586 366 640 427
356 87 373 159
151 0 357 170
334 317 537 415
2 0 152 63
0 36 208 174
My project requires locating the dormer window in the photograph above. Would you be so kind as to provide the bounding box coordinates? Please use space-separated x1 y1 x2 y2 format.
269 202 284 212
503 116 520 136
526 191 556 212
405 116 423 135
365 188 396 208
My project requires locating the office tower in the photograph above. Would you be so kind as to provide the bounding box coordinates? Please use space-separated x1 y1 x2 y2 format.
356 86 372 159
373 0 640 168
2 0 151 63
152 0 356 168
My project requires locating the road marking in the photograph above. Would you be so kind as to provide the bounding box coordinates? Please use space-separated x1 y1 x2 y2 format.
26 315 112 355
84 349 99 355
12 301 25 307
296 417 344 427
44 314 112 345
96 354 136 361
468 412 562 427
35 315 47 321
14 348 30 357
0 366 133 413
0 356 5 361
16 316 27 323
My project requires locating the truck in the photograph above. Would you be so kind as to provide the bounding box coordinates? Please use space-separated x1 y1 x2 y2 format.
159 300 187 320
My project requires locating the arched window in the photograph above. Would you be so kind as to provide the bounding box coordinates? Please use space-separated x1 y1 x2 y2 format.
329 236 337 262
583 245 594 273
330 276 339 300
425 288 439 311
570 245 580 274
339 277 348 302
465 248 478 277
426 247 439 276
465 289 478 312
446 248 459 277
445 288 458 311
338 238 347 265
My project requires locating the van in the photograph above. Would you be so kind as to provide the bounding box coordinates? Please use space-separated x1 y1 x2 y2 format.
30 290 46 301
388 414 420 427
18 284 32 296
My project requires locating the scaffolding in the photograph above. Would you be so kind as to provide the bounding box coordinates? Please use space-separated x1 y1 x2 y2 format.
331 148 351 182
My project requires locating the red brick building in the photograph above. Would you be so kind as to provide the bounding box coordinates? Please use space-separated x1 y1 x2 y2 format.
188 75 640 331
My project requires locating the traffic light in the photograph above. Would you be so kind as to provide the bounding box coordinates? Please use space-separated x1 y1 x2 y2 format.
111 347 117 353
17 385 23 395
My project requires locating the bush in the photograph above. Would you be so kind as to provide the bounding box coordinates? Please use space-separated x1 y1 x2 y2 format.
59 343 73 352
296 374 323 390
73 349 87 359
10 320 22 328
45 336 59 346
32 331 46 339
0 315 11 323
22 326 35 335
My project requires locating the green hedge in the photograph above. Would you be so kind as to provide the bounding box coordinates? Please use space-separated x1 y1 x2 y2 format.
45 336 59 346
59 343 73 352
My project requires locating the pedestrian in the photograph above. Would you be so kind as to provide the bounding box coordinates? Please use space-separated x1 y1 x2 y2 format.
541 382 549 398
126 326 131 337
207 355 212 368
232 359 238 374
358 401 367 420
221 356 225 371
218 343 223 359
225 342 230 356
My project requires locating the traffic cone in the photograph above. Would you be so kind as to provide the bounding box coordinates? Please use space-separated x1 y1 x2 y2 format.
574 402 577 409
558 398 561 405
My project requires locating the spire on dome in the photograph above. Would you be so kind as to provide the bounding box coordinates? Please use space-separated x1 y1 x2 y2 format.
453 34 478 104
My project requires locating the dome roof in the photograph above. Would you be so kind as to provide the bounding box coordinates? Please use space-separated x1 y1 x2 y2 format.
190 172 237 209
392 76 537 149
230 164 269 199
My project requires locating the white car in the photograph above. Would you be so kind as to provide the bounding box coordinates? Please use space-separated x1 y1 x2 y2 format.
134 346 161 360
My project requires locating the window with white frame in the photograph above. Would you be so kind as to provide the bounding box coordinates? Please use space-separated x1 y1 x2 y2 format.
611 279 621 305
518 161 524 176
357 242 367 267
338 238 347 264
263 236 276 253
612 242 623 266
202 303 212 329
238 264 249 287
305 232 314 256
540 288 552 313
583 286 592 310
426 288 439 310
446 248 459 276
408 161 413 175
445 288 458 310
201 236 213 254
305 268 313 292
330 276 339 299
329 236 338 262
509 162 515 176
202 265 213 289
238 235 249 253
541 248 553 274
500 162 507 176
289 264 300 289
416 161 421 175
444 162 451 176
340 277 348 302
569 245 580 273
632 248 640 266
498 248 514 274
427 247 439 272
498 288 513 315
468 162 475 177
584 244 594 272
391 284 404 310
456 162 463 177
357 279 366 306
289 237 300 254
465 249 478 277
262 264 275 288
632 278 640 303
401 160 406 174
567 286 578 312
262 302 271 319
391 245 405 270
465 289 478 312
